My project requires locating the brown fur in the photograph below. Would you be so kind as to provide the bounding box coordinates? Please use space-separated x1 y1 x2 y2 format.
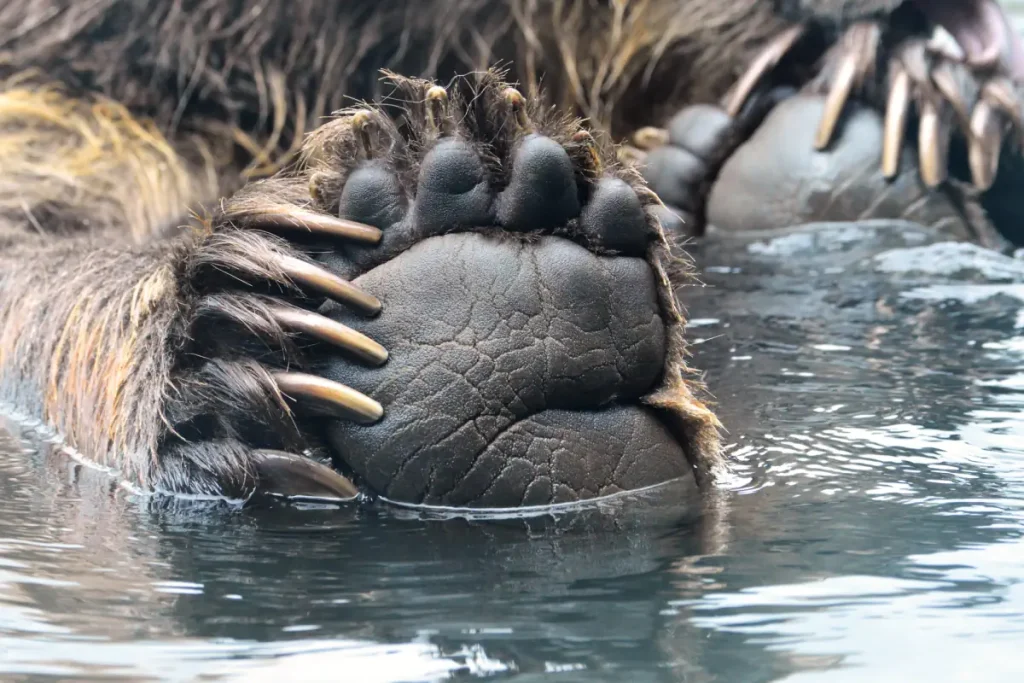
0 1 790 240
0 234 181 481
0 0 899 495
0 82 223 240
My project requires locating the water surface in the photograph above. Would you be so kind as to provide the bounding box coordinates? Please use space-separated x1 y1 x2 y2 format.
1 219 1023 682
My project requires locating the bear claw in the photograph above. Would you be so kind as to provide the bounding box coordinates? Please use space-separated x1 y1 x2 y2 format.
724 10 1024 192
274 253 381 316
164 71 714 506
224 203 383 243
251 450 360 502
272 371 384 424
268 306 388 366
303 72 713 506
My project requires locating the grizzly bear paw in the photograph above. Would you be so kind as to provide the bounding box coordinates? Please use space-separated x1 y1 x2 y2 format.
726 4 1024 192
161 172 390 502
635 94 1008 247
162 71 721 508
631 2 1024 245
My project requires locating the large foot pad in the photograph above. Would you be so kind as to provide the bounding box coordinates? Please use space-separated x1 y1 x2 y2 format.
160 72 722 508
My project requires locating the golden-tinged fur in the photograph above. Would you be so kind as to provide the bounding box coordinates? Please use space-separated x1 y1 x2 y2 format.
0 1 787 241
0 236 182 482
0 81 221 240
0 0 906 496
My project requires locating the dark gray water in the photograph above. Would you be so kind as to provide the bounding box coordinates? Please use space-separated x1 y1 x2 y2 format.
1 221 1023 682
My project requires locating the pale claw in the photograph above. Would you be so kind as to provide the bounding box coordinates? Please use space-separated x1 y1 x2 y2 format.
814 22 881 150
930 61 972 133
883 67 911 179
725 24 806 117
270 305 388 366
981 78 1024 134
274 253 382 316
969 100 1003 191
273 371 383 424
815 51 860 150
918 99 948 188
227 205 383 244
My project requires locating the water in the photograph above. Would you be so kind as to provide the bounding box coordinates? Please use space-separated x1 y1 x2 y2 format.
1 220 1023 682
10 1 1024 674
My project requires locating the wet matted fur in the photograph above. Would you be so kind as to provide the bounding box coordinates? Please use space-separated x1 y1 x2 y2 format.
0 0 1008 503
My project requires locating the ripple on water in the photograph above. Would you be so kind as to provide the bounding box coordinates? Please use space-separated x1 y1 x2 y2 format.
0 224 1022 680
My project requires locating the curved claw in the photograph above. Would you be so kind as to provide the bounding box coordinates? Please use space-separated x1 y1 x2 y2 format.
251 450 359 502
815 52 859 150
270 305 388 366
229 205 383 244
813 22 880 151
883 67 911 180
969 100 1003 191
967 77 1024 191
275 254 381 316
930 61 972 134
918 99 948 188
980 78 1024 148
725 24 806 117
273 371 383 424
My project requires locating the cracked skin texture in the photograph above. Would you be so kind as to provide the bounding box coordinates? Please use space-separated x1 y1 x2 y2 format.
322 233 692 507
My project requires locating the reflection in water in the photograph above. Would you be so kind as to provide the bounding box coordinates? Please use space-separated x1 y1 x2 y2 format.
1 221 1024 681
